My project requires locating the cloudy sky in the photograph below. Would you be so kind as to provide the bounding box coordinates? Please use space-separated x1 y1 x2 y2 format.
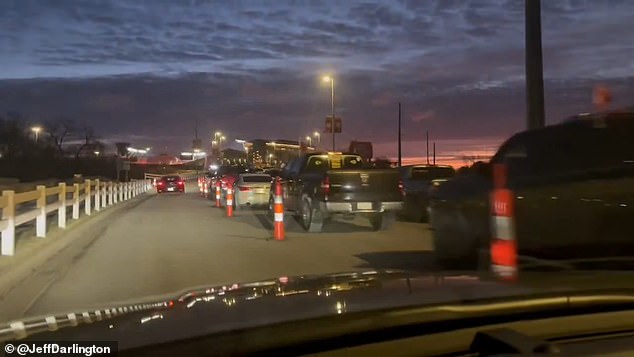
1 0 633 163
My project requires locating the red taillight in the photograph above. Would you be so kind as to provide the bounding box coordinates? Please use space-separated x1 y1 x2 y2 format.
157 181 165 186
320 176 330 195
398 180 405 195
238 186 251 191
177 180 184 185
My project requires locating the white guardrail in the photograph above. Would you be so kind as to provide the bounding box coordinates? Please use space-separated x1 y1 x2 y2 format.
0 172 198 256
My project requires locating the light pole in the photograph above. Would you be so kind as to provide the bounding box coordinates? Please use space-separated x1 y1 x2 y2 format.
322 76 335 151
305 136 312 147
313 131 321 147
31 126 41 143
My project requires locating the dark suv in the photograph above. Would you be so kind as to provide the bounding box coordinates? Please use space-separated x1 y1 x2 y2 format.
430 110 634 269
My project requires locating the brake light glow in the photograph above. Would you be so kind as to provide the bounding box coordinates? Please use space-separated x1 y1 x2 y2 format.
321 176 330 196
157 181 165 186
238 186 251 191
177 180 184 185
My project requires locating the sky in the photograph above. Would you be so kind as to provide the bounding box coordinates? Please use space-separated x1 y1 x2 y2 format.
1 0 633 165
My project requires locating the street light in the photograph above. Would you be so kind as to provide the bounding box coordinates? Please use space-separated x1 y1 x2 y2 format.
313 131 321 147
31 126 42 143
94 151 100 156
305 136 312 147
322 75 335 151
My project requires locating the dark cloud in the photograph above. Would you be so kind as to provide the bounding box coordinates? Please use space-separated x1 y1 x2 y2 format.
1 0 633 156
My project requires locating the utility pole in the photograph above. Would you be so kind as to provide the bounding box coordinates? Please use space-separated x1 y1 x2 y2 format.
433 142 436 165
526 0 545 130
398 102 402 167
426 131 430 165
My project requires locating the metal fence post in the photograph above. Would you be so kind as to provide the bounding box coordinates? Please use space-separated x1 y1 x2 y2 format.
36 185 46 238
58 183 66 228
108 182 113 206
94 179 101 212
113 183 118 204
72 183 80 219
1 190 16 256
124 182 129 201
85 179 92 216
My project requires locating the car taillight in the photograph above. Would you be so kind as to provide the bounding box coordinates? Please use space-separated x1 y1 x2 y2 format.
158 181 164 186
398 180 405 195
238 186 251 191
320 176 330 196
177 180 184 185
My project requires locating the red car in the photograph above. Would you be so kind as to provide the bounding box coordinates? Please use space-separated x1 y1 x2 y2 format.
157 175 185 193
206 165 250 200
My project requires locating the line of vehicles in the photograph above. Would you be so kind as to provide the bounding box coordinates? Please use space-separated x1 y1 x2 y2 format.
189 152 454 232
153 108 634 270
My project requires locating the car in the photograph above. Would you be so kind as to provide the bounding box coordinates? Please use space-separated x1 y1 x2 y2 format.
429 109 634 270
231 173 272 209
275 152 404 232
205 165 250 200
156 175 185 193
398 164 455 222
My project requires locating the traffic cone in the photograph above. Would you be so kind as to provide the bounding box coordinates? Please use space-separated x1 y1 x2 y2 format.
198 177 202 192
226 187 234 217
215 181 221 208
203 181 208 197
490 164 517 281
273 178 285 241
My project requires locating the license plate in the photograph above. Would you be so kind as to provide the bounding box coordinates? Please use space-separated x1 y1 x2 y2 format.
167 187 175 192
357 202 372 210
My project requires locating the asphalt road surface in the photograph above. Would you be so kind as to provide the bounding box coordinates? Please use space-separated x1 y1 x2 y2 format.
3 182 433 320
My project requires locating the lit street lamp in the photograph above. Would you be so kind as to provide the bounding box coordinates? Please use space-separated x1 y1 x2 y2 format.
305 136 312 147
313 131 321 146
322 75 335 151
31 126 42 143
94 151 100 156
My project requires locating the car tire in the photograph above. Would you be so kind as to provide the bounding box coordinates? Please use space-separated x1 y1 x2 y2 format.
432 211 479 271
300 198 323 233
369 212 396 231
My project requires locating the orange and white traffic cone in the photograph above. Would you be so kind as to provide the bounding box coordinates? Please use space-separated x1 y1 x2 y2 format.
273 178 285 241
490 164 517 281
226 187 234 217
215 181 221 208
198 177 203 193
203 181 208 197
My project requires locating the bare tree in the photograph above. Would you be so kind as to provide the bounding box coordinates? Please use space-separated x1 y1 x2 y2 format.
74 124 97 159
47 118 75 155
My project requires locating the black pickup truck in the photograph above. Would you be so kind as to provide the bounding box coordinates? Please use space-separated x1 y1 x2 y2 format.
430 110 634 270
273 152 404 232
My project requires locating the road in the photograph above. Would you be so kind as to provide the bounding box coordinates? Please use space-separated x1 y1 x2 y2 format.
2 182 433 320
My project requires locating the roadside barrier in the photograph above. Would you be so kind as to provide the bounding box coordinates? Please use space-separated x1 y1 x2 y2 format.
490 164 517 281
273 177 285 241
1 178 151 256
202 181 208 197
226 187 234 217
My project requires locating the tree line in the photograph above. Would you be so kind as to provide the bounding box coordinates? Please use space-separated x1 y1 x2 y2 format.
0 112 105 160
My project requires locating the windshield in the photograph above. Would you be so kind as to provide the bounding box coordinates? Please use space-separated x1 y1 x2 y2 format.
2 0 634 347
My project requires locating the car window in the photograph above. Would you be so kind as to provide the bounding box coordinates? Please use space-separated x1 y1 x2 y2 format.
411 167 455 180
242 175 271 183
305 156 329 172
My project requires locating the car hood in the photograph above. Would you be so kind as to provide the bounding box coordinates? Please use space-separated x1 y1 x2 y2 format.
5 270 634 349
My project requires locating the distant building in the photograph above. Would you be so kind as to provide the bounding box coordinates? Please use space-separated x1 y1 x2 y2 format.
220 148 247 165
242 139 316 167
